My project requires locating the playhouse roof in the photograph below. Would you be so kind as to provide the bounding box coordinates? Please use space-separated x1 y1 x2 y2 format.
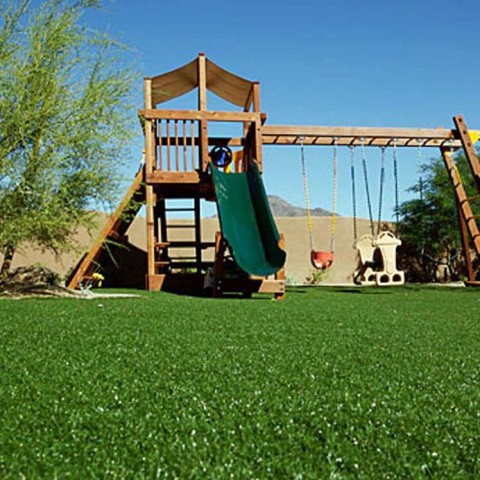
149 55 256 108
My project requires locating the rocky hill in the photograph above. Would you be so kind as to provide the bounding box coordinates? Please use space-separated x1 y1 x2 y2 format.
268 195 336 217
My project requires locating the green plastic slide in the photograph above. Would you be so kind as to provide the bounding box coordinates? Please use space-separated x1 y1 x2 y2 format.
211 163 286 277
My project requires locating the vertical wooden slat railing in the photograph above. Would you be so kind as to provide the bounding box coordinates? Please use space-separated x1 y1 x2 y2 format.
174 120 180 170
166 120 171 171
157 120 163 170
190 120 196 170
151 117 201 173
182 120 188 171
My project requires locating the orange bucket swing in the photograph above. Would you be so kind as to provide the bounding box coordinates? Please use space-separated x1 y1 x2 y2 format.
300 138 337 271
311 250 334 270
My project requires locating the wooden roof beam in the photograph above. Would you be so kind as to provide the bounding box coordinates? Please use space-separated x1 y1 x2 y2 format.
139 109 262 123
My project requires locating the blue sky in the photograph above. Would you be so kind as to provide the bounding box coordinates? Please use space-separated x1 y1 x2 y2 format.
85 0 480 219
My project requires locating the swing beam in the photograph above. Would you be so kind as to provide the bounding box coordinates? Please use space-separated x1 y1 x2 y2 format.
260 117 480 285
261 125 472 148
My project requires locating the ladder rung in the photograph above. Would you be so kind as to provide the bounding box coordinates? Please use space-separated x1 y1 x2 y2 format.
466 195 480 202
167 224 196 229
164 207 196 212
155 242 170 248
154 261 170 266
170 262 213 270
168 241 215 249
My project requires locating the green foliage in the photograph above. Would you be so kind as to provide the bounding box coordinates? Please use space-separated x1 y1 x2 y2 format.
0 288 479 478
397 153 478 282
305 268 327 285
0 0 136 271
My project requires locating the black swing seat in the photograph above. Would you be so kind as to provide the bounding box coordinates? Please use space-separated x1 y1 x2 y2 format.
311 250 334 270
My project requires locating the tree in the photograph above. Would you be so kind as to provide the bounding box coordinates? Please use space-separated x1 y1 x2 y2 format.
0 0 136 278
396 152 478 282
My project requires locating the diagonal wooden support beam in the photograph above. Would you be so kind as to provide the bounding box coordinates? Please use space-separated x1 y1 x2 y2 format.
66 167 145 289
441 148 480 257
453 115 480 192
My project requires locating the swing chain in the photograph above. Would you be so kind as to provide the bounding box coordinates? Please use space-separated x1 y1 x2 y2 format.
300 137 315 251
377 146 386 235
417 138 424 201
330 137 338 252
350 145 358 243
360 138 375 237
393 138 400 228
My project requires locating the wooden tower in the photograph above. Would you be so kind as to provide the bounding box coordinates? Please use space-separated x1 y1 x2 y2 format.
140 54 284 295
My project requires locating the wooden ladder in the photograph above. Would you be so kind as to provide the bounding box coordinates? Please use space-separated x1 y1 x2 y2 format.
154 198 209 273
441 115 480 282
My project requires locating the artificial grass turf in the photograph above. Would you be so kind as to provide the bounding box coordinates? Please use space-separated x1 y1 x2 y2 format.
0 287 478 478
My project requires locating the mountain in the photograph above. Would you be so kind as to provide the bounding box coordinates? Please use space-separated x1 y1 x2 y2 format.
267 195 336 217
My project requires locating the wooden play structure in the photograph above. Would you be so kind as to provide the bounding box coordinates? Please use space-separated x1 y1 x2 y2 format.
67 54 480 294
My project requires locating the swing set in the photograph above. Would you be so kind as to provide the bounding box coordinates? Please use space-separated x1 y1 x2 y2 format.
300 136 405 284
68 54 480 295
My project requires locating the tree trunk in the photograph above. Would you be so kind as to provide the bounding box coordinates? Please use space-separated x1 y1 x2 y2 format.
0 243 15 280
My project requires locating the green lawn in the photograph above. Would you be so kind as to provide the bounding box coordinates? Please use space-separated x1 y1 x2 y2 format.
0 287 479 479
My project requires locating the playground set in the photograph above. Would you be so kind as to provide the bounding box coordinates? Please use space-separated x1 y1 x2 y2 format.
67 54 480 297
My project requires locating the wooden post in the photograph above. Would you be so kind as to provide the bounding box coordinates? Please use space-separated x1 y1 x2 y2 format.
197 54 209 172
213 231 226 297
194 197 202 273
144 77 156 287
275 234 286 301
456 200 475 283
254 114 263 172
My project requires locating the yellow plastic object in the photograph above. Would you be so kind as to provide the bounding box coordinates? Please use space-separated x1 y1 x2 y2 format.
469 130 480 144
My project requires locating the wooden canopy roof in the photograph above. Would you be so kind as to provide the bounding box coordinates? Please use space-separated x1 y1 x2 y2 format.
148 54 256 108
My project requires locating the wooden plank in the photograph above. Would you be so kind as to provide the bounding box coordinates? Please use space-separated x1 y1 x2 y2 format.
257 279 286 294
262 125 463 148
160 136 243 147
140 109 261 123
198 53 207 111
146 171 201 184
263 124 459 139
220 278 285 294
